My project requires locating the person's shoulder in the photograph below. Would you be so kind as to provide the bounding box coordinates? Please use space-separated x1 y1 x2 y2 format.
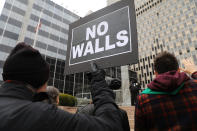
138 93 149 99
28 101 56 112
184 79 197 91
137 93 159 105
27 102 70 121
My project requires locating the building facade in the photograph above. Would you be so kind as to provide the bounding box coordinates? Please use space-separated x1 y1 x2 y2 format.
108 0 197 90
2 0 196 105
0 0 122 101
0 0 79 94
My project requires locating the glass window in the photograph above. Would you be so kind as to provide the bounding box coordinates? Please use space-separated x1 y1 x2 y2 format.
58 49 66 56
47 45 57 53
3 30 19 40
0 44 12 53
8 17 22 28
49 34 59 41
38 29 49 38
12 6 25 16
33 4 42 11
24 37 34 46
16 0 28 5
36 40 47 49
4 2 11 10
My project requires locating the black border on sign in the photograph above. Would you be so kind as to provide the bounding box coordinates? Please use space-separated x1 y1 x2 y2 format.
65 0 138 75
69 6 132 66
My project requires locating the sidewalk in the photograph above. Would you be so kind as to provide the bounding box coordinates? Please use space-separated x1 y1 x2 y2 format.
59 106 135 130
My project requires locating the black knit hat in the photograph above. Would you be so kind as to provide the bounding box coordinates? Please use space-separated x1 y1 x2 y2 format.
2 42 50 89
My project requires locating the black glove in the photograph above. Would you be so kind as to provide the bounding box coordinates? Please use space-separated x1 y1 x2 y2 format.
86 69 106 82
86 62 106 82
108 78 121 90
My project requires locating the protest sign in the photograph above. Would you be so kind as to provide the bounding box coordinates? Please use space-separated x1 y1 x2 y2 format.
65 0 138 74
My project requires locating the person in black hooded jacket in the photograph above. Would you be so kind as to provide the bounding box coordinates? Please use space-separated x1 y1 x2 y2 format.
0 42 126 131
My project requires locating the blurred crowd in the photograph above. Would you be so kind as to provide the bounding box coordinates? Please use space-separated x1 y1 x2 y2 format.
0 42 197 131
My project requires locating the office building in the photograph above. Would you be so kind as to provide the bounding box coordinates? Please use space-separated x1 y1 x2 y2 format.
0 0 79 94
0 0 122 102
107 0 197 91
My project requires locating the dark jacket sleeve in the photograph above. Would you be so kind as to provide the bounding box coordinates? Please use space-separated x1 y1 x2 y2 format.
191 72 197 79
47 80 124 131
135 95 146 131
119 109 130 131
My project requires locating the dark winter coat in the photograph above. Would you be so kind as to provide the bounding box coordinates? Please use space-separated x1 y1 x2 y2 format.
76 104 130 131
0 80 124 131
135 71 197 131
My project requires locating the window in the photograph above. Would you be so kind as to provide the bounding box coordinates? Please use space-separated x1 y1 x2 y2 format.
179 50 182 55
36 41 47 49
58 49 66 56
8 17 22 28
0 44 12 53
24 37 34 46
4 30 19 40
43 9 53 17
187 48 190 53
51 23 61 31
38 30 49 38
47 45 57 52
12 6 26 16
33 4 42 11
0 28 3 36
30 14 39 22
50 34 59 41
59 37 67 44
41 18 51 27
16 0 28 5
4 2 11 10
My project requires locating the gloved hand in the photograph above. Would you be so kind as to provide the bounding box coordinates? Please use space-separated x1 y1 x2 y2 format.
87 63 117 115
86 69 106 82
86 62 106 83
108 78 121 90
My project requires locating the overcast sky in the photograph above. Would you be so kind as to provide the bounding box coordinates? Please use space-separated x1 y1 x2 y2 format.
0 0 107 17
0 0 5 15
52 0 107 17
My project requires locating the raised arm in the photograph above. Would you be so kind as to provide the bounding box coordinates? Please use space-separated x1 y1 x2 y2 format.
48 69 125 131
181 58 197 79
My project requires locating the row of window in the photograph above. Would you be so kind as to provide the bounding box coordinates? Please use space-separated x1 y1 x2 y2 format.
40 0 79 19
16 0 28 5
45 56 66 92
30 14 68 35
45 55 122 94
24 37 66 56
27 24 67 45
136 0 154 11
4 2 73 36
25 27 67 54
0 14 22 28
0 29 19 41
32 3 71 25
6 0 78 20
136 0 163 16
0 44 12 54
4 2 26 16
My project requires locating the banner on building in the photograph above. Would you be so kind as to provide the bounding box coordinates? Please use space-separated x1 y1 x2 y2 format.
65 0 138 74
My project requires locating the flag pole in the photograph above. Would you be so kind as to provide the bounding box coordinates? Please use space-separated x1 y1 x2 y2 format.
33 0 46 48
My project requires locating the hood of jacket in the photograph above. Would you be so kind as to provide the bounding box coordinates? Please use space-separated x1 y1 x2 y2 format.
147 70 190 92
